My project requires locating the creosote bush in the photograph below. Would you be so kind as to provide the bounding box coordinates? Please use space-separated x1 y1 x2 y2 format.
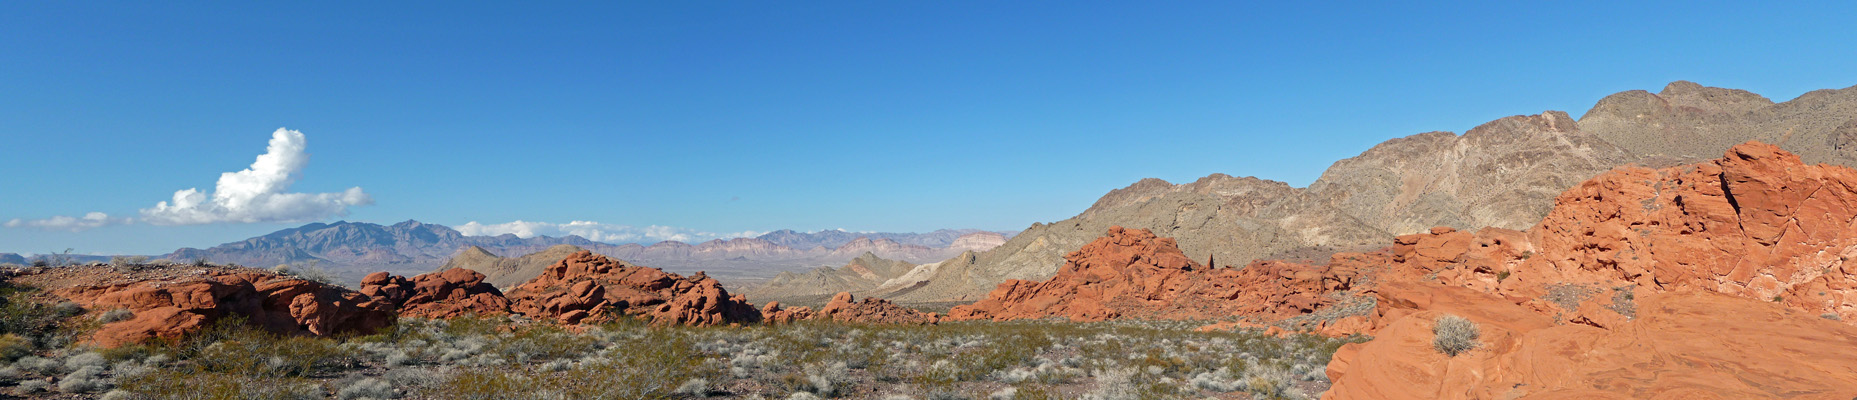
1433 314 1480 357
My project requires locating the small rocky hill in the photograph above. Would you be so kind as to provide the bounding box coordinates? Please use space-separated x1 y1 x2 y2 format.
739 252 918 305
439 244 586 289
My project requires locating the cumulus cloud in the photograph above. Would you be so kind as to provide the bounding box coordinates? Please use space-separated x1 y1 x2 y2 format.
3 212 131 232
456 220 763 244
5 128 371 231
139 128 372 225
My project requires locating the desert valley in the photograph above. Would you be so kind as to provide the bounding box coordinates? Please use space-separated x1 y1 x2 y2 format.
8 3 1856 399
5 81 1857 399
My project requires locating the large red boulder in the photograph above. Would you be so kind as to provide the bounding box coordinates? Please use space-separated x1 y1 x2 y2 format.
36 266 394 348
360 269 511 319
504 251 759 326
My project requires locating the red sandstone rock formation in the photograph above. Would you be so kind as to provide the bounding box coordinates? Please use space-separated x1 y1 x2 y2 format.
948 226 1358 322
1323 281 1857 399
816 292 939 324
1317 142 1857 398
504 250 760 326
28 266 394 347
759 301 816 324
360 268 511 319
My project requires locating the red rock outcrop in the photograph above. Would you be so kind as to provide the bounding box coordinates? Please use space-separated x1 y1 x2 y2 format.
25 265 394 347
815 292 939 324
360 269 511 319
760 301 816 324
1324 281 1857 399
949 226 1358 322
1318 142 1857 398
504 251 760 326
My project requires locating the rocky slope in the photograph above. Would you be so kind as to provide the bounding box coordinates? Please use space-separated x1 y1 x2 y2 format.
889 81 1857 303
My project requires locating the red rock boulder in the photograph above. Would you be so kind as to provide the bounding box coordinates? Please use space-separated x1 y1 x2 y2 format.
504 251 759 326
41 266 394 347
360 269 511 319
760 301 816 324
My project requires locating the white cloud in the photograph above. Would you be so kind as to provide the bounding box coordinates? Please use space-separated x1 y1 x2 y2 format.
3 212 131 232
139 128 372 225
456 220 763 244
6 128 372 231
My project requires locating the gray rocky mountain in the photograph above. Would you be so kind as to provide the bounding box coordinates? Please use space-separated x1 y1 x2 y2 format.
877 81 1857 303
158 220 1011 285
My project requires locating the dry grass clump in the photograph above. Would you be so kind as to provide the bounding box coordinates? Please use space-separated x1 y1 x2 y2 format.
1433 314 1480 357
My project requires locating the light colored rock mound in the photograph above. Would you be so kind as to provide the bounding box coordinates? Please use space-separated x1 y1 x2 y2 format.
815 292 939 324
359 269 510 319
948 226 1360 322
761 292 940 325
741 252 916 304
1324 281 1857 400
21 265 393 347
441 244 585 289
504 250 760 326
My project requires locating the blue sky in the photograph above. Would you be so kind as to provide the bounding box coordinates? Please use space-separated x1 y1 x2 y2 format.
3 2 1854 255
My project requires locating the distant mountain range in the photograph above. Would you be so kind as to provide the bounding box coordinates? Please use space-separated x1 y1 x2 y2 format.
149 220 1012 284
872 81 1857 303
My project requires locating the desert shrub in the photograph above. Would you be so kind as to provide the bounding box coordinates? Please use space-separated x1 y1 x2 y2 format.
183 322 361 377
0 334 32 362
272 262 338 286
1433 314 1480 357
57 365 109 392
97 308 135 324
0 286 80 343
14 355 61 374
15 379 49 394
336 377 394 399
433 368 534 400
672 377 708 396
65 351 107 370
116 369 322 400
